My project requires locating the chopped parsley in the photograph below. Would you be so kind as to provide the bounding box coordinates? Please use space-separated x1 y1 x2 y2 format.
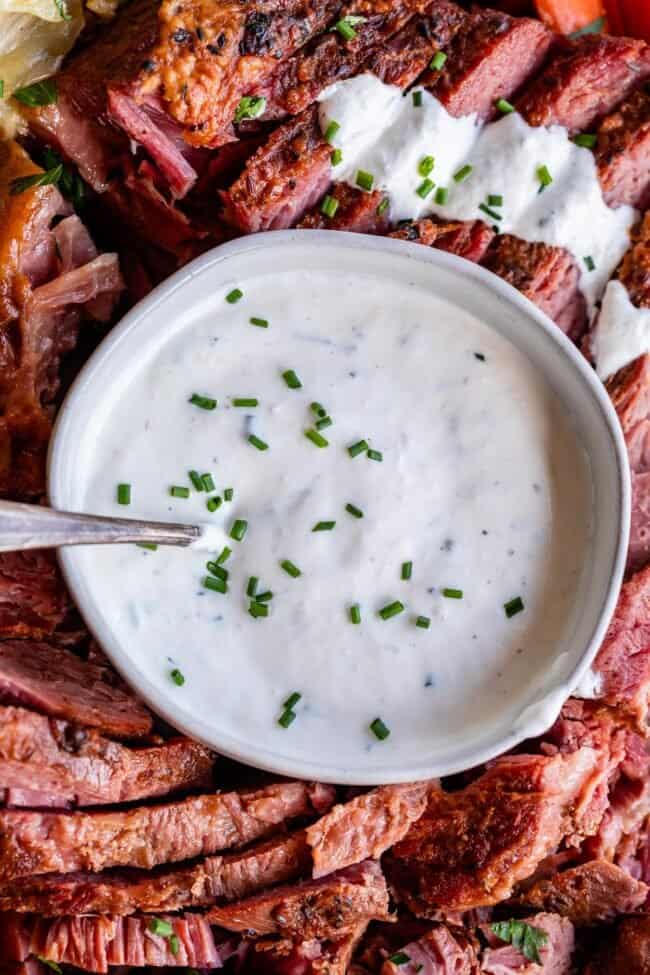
490 920 549 964
13 79 57 106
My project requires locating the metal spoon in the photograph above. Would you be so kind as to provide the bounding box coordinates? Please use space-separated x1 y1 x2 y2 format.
0 500 201 552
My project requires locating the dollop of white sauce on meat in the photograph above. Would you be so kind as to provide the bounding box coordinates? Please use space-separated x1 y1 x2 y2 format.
318 74 635 317
79 268 594 766
591 279 650 380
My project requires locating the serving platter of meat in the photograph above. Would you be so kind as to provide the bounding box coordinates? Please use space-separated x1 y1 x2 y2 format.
2 0 650 971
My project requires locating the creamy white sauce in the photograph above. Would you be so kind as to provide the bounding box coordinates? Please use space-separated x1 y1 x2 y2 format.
318 75 635 316
591 279 650 380
572 666 604 700
78 268 594 765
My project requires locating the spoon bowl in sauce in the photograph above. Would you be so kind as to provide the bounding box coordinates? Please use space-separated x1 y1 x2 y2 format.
48 231 630 784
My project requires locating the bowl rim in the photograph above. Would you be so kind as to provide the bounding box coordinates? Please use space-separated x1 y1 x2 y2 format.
48 229 631 784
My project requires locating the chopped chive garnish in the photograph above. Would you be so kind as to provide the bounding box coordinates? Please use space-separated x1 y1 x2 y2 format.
206 495 222 512
283 691 302 710
488 194 503 207
305 428 329 448
475 352 486 361
233 397 258 407
345 502 364 519
435 186 449 205
250 316 269 328
430 50 447 71
331 148 343 166
230 519 248 541
247 576 258 598
379 600 404 620
170 485 190 498
234 95 266 123
584 255 596 271
203 575 227 594
224 487 234 501
117 483 131 505
170 669 185 686
282 369 302 389
201 473 215 491
479 202 502 221
356 169 374 191
442 587 463 599
496 97 515 114
418 155 435 177
207 562 228 581
149 918 174 937
311 402 327 417
312 520 336 532
504 595 524 618
321 194 339 218
334 14 366 40
401 560 413 580
278 707 296 726
281 559 301 578
416 178 435 199
216 545 232 564
415 615 431 628
169 935 180 957
13 79 57 106
537 164 553 190
370 717 390 740
225 288 243 304
249 601 269 619
454 164 473 183
348 439 369 458
388 954 411 966
190 392 217 410
376 196 390 216
412 90 423 107
316 416 332 431
367 448 383 462
256 590 273 602
324 119 340 143
136 543 158 551
189 470 204 491
349 603 361 624
37 960 62 974
248 434 269 451
573 133 597 148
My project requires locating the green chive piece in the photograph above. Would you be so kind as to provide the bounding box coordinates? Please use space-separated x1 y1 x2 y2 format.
149 918 174 937
376 196 390 216
200 473 215 492
250 316 269 328
418 155 435 177
234 95 266 124
435 186 449 206
216 545 232 564
334 14 366 41
283 691 302 710
189 470 204 491
430 50 447 71
488 194 503 207
379 600 404 620
203 575 227 594
321 194 339 218
190 392 217 409
584 255 596 271
248 434 269 451
345 502 363 519
281 559 301 578
331 148 343 166
367 448 383 462
356 169 374 191
247 576 258 598
310 402 327 417
416 178 435 199
170 485 190 499
316 416 332 430
370 717 390 740
573 133 597 149
206 495 222 512
479 202 502 221
169 935 180 957
412 90 423 107
305 428 329 448
117 483 131 506
224 487 234 501
504 595 525 618
401 561 413 580
415 615 431 629
136 543 158 551
230 519 248 541
225 288 243 304
170 668 185 686
0 81 4 99
207 562 228 581
233 397 258 407
348 439 369 458
10 167 64 196
13 79 57 107
496 97 515 114
324 119 340 143
278 707 296 727
37 959 62 974
256 590 273 602
442 587 463 599
249 601 269 619
388 953 411 966
537 164 553 189
312 520 336 532
454 164 473 183
282 369 302 389
349 603 361 624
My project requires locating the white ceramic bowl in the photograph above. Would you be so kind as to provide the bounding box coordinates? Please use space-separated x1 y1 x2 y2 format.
49 231 630 783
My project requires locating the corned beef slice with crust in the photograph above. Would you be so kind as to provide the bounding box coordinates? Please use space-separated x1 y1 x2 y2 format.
0 551 71 641
380 925 481 974
388 218 495 263
584 915 650 974
596 87 650 210
518 859 649 925
298 184 390 233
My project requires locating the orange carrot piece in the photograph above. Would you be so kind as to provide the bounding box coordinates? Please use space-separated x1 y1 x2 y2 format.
535 0 605 35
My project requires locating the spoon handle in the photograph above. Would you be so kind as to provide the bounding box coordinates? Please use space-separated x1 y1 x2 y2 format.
0 501 200 552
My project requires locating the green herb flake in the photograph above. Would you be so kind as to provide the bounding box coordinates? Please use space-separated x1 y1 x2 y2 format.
170 485 190 499
479 202 502 222
250 316 269 328
376 196 390 216
249 600 269 619
379 600 404 620
331 148 343 166
537 164 553 190
216 545 232 564
233 397 258 407
356 169 374 191
278 707 296 726
348 439 369 458
418 155 435 177
282 369 302 389
230 519 248 542
416 177 435 199
203 575 227 594
312 520 336 532
169 935 180 956
37 958 62 974
13 79 57 107
149 918 174 938
345 502 364 519
190 392 217 410
234 95 266 124
442 587 463 599
116 483 131 506
490 920 549 965
573 133 597 149
225 288 243 304
334 14 366 41
504 595 524 618
305 428 329 448
370 716 390 740
429 50 447 71
321 194 339 219
206 496 222 512
324 119 340 144
401 560 413 581
496 97 515 114
584 255 596 271
189 470 204 491
248 434 269 451
367 448 383 462
54 0 72 20
454 164 473 183
170 668 185 686
136 543 158 551
412 90 423 107
224 487 234 502
10 166 64 196
201 472 215 492
434 186 449 206
415 615 430 629
283 691 302 710
387 953 411 966
281 558 302 578
349 603 361 624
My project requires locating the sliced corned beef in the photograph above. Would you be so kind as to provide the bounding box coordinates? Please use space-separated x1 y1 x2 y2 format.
0 704 214 806
207 860 390 939
519 34 650 133
518 859 648 925
298 185 390 234
583 915 650 974
607 354 650 435
617 210 650 310
0 780 334 881
389 218 495 263
629 472 650 574
596 87 650 210
380 925 480 974
363 4 460 89
0 551 71 641
481 912 574 975
245 921 367 975
306 781 435 879
0 832 310 916
0 641 152 739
